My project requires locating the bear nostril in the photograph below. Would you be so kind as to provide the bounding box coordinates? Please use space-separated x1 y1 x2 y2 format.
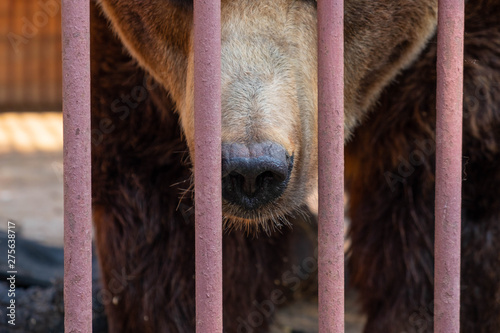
256 170 282 187
228 168 286 196
221 142 293 210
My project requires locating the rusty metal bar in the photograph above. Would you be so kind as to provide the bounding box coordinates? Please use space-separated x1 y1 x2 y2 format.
317 0 345 331
62 0 92 332
434 0 464 332
193 0 223 331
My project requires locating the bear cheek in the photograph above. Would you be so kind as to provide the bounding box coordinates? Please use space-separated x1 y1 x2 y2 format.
177 42 196 158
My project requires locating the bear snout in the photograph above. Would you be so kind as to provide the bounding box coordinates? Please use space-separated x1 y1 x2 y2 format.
221 141 293 211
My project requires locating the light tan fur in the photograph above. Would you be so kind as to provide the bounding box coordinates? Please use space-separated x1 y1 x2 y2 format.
96 0 438 227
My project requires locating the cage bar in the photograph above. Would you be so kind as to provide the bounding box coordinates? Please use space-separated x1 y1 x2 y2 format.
62 0 92 332
434 0 464 332
317 0 345 331
193 0 223 331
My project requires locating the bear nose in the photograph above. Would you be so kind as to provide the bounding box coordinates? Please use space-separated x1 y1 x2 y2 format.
221 142 293 210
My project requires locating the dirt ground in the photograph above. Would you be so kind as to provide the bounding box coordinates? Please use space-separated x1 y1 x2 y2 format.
0 112 365 332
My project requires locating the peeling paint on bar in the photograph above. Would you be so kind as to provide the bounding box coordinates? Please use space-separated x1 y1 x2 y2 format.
317 0 345 331
435 0 464 332
62 0 92 332
193 0 223 331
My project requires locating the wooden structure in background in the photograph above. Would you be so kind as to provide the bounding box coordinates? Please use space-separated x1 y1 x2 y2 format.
0 0 62 111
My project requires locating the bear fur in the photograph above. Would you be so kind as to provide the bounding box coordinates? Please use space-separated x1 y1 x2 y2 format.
90 0 500 332
90 2 316 332
346 1 500 331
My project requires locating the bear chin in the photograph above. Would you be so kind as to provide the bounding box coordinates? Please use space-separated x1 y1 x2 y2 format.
221 205 307 234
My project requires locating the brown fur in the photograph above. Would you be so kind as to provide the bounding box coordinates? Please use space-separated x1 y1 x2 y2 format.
94 0 439 228
91 0 500 331
91 2 314 332
346 0 500 331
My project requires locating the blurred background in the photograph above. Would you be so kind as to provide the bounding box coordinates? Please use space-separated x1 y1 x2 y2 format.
1 0 62 111
0 0 63 246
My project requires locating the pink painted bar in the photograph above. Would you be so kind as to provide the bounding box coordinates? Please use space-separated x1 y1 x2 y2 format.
62 0 92 332
317 0 345 331
193 0 223 331
434 0 464 332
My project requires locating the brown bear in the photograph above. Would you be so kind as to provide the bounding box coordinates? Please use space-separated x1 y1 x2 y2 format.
90 0 500 332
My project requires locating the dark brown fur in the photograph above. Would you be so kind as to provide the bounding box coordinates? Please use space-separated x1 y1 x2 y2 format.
91 0 500 332
346 0 500 331
90 2 315 332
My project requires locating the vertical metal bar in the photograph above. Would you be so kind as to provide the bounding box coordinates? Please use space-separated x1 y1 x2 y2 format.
317 0 344 331
62 0 92 332
435 0 464 332
193 0 223 331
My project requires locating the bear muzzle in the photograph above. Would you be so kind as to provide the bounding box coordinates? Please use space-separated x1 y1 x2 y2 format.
221 141 293 211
